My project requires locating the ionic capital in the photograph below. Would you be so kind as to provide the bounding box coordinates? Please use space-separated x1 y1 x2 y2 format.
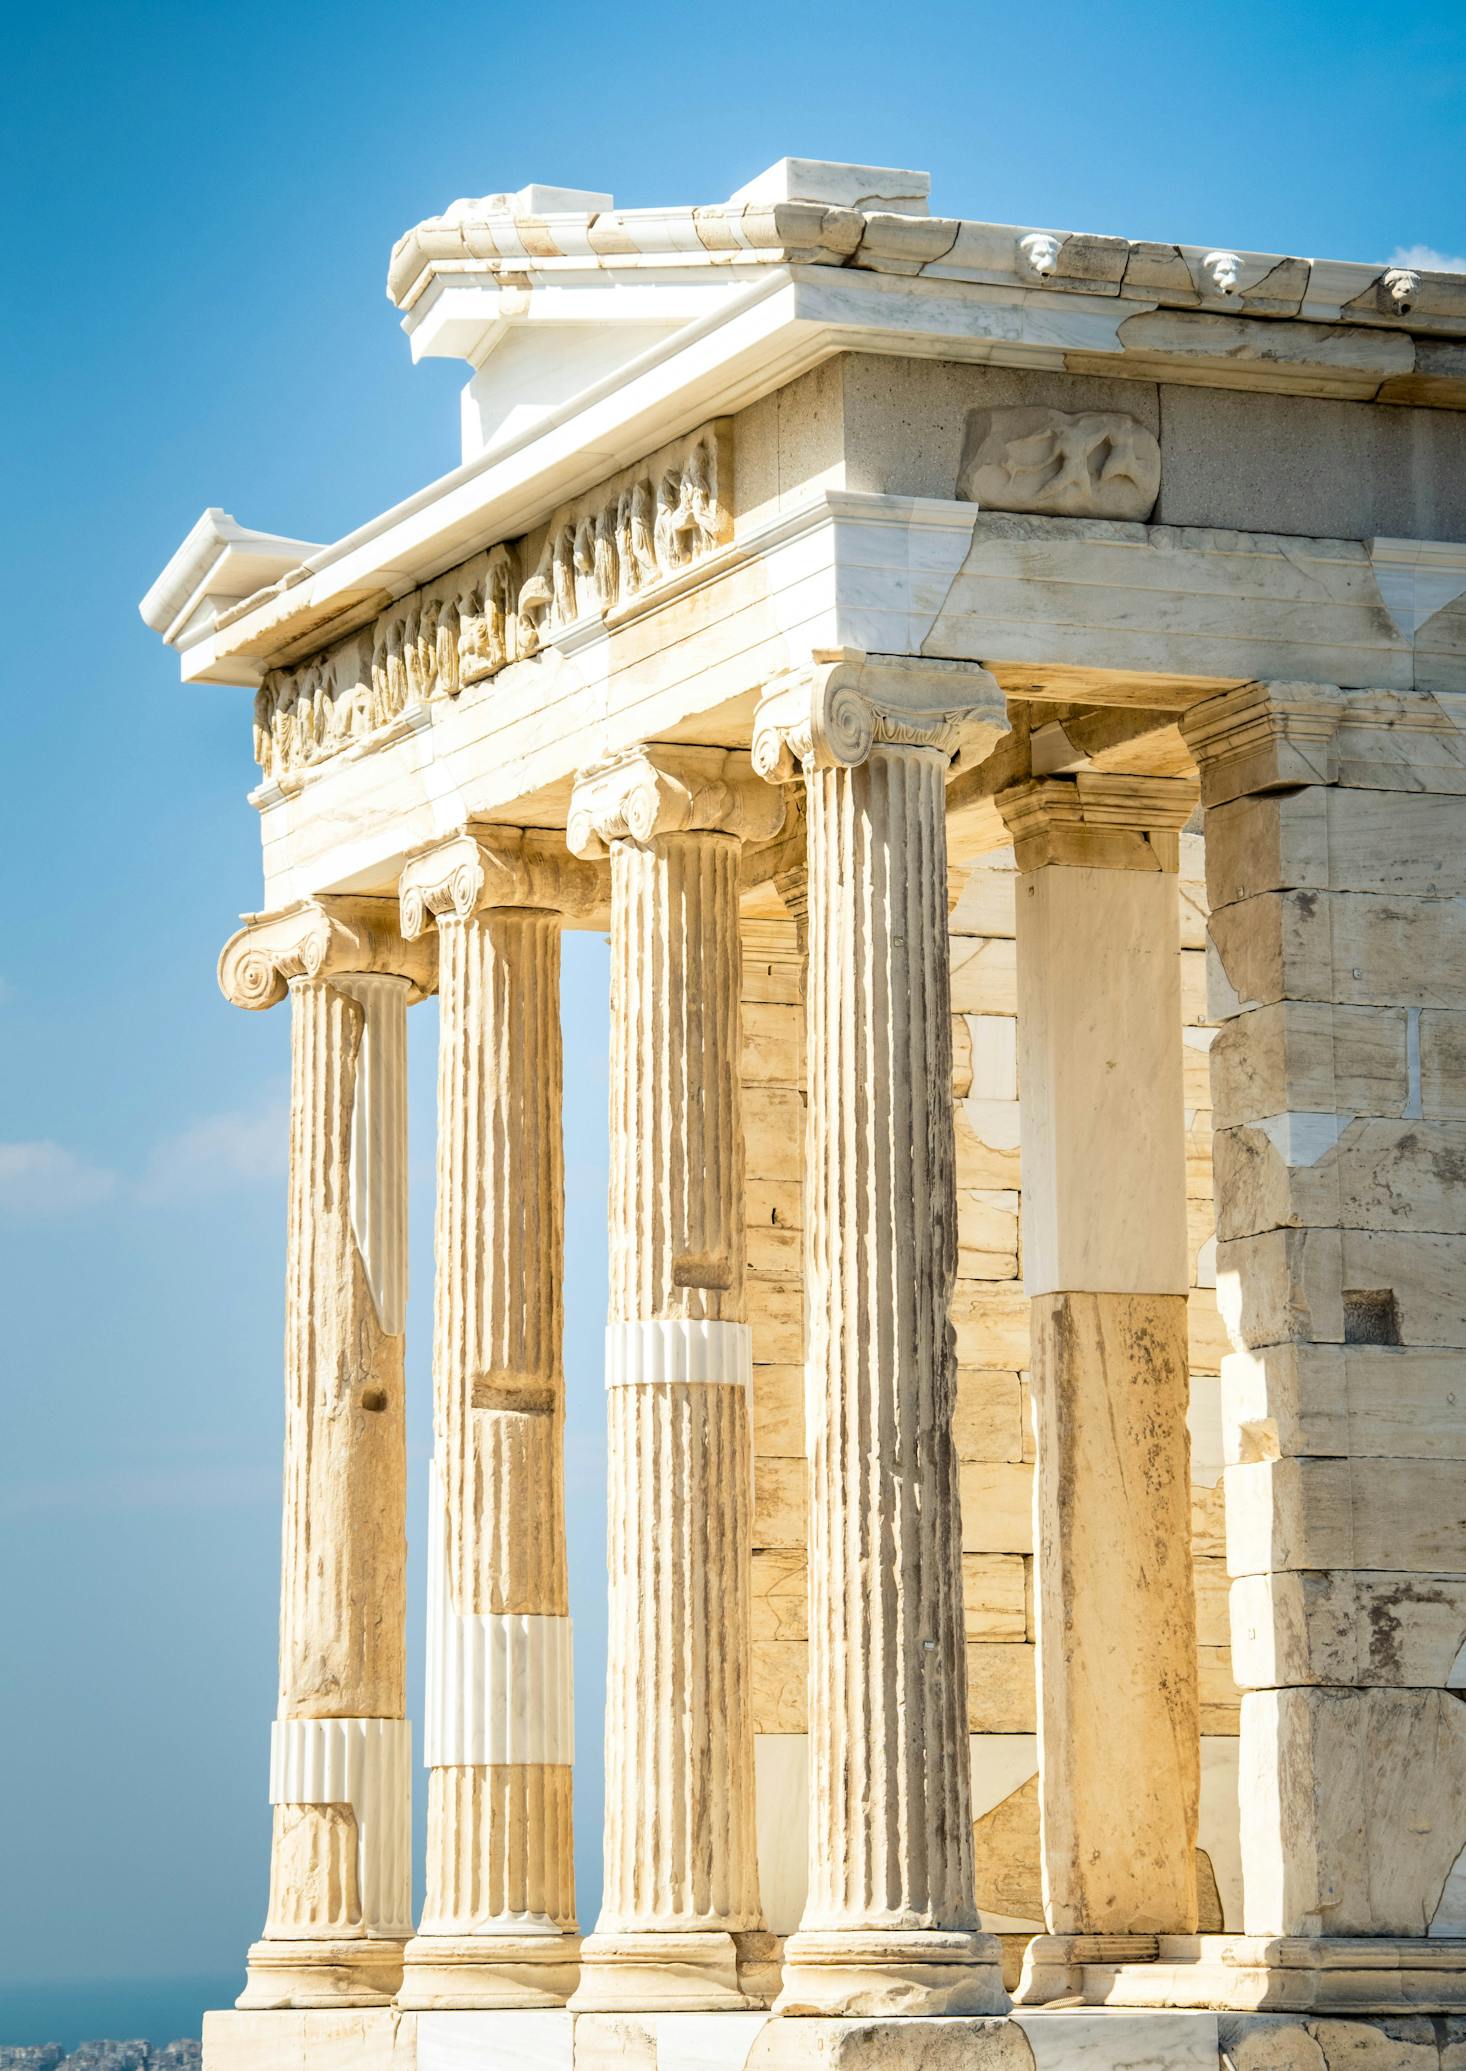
218 895 436 1011
998 772 1197 873
1180 681 1343 808
751 652 1007 783
566 745 784 859
399 828 606 939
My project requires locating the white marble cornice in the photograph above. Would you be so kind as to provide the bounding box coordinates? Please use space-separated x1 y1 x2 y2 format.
217 895 436 1010
398 828 605 937
566 745 785 858
751 651 1009 782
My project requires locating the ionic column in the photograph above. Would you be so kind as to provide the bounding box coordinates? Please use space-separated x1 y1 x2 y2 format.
394 832 602 2009
995 774 1201 2005
567 746 784 2012
219 897 434 2010
752 657 1010 2019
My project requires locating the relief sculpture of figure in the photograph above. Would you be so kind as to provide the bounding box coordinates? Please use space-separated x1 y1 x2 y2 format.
252 678 278 777
627 477 658 586
956 405 1161 521
592 506 618 609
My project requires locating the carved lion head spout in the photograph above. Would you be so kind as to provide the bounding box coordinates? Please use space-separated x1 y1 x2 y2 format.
956 404 1162 522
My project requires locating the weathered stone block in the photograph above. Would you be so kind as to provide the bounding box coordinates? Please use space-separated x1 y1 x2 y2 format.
960 1462 1034 1554
753 1364 804 1456
1200 1645 1242 1733
955 1369 1025 1463
1222 1342 1466 1463
1210 890 1466 1016
744 1087 805 1180
950 860 1018 940
1240 1686 1466 1936
966 1641 1037 1732
753 1456 807 1549
1423 1012 1466 1120
1206 786 1466 912
963 1554 1028 1640
1218 2012 1440 2069
1193 1560 1232 1659
1231 1568 1466 1690
748 1276 803 1361
1226 1456 1466 1577
1209 1001 1409 1129
953 1284 1032 1369
951 934 1019 1014
747 2014 1032 2067
955 1099 1023 1189
752 1548 808 1641
1215 1116 1466 1243
971 1773 1043 1928
752 1640 807 1733
1029 1288 1198 1931
741 1000 804 1085
1216 1229 1344 1349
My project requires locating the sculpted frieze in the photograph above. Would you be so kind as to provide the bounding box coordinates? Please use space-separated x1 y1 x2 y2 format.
956 404 1161 521
252 420 733 782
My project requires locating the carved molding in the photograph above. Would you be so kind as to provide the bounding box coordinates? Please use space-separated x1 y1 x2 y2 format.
566 745 784 859
1179 679 1345 807
751 652 1008 783
218 895 436 1011
956 405 1161 522
398 829 605 939
252 421 732 785
997 772 1197 872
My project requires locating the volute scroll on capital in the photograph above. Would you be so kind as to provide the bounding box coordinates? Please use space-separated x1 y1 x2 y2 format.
217 895 437 1011
565 744 786 860
750 651 1009 784
398 829 606 939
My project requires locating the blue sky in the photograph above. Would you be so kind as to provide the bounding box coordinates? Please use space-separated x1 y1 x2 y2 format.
3 0 1463 2028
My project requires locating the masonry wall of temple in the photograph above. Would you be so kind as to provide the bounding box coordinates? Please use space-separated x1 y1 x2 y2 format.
141 157 1466 2070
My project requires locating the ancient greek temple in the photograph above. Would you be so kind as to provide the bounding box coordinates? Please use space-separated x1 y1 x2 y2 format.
140 159 1466 2070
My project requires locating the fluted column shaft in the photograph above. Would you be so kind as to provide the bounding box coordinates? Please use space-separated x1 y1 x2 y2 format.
602 834 757 1932
397 833 595 2011
753 658 1010 2020
219 898 430 2011
803 747 973 1933
568 747 781 2014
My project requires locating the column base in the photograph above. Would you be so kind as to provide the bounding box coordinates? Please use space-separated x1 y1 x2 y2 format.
1085 1934 1466 2014
235 1937 405 2009
772 1928 1009 2018
1013 1932 1159 2006
568 1929 765 2012
394 1930 582 2009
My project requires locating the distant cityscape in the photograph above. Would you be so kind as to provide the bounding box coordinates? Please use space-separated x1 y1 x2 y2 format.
0 2045 201 2070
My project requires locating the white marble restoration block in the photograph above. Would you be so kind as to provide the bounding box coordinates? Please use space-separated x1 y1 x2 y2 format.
268 1716 413 1939
604 1318 753 1387
424 1460 573 1767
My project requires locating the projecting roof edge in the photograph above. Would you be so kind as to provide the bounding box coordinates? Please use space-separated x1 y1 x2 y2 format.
386 195 1466 338
156 259 1466 688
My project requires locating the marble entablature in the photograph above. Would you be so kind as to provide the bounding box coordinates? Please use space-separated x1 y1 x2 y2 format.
252 421 731 781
